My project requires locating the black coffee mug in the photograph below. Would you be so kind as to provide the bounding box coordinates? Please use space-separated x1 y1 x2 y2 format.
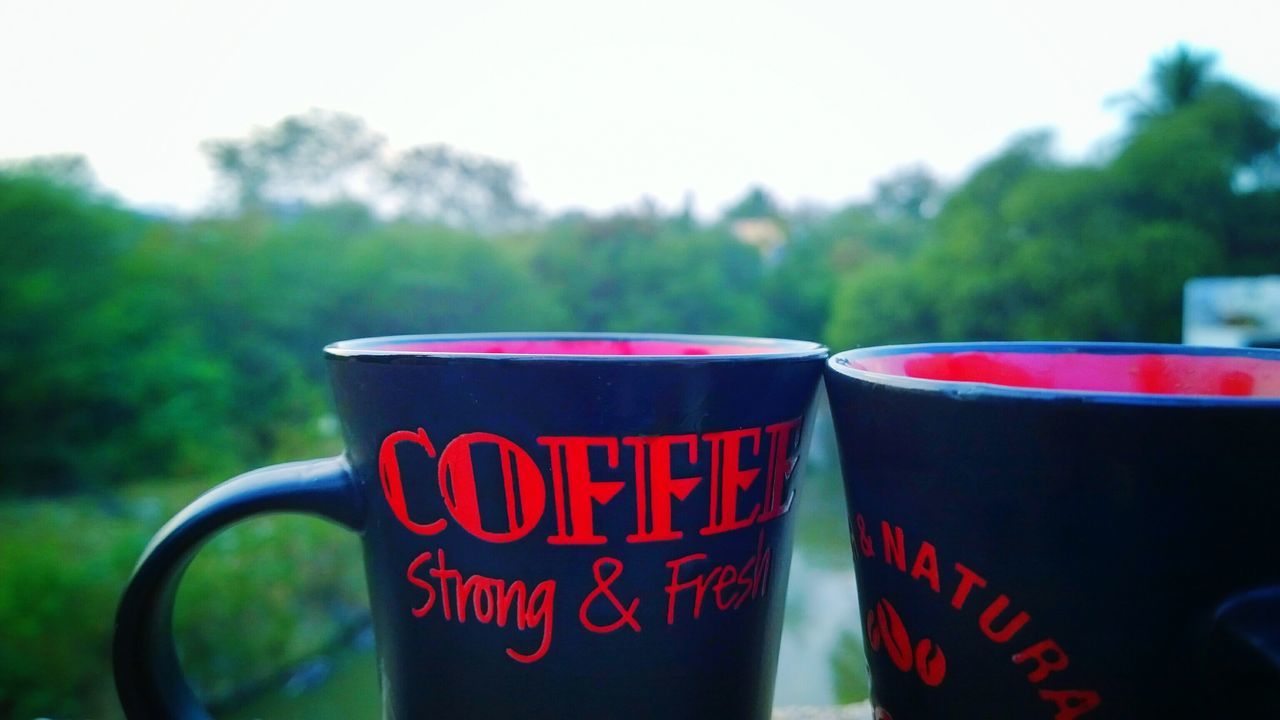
115 333 826 719
825 342 1280 719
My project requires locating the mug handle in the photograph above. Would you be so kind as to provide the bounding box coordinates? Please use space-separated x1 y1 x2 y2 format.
113 456 365 720
1205 586 1280 714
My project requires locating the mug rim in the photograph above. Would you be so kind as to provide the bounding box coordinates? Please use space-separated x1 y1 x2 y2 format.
325 332 828 362
827 341 1280 406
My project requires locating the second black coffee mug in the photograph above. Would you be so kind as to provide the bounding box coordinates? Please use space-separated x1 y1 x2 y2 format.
827 342 1280 719
115 333 826 719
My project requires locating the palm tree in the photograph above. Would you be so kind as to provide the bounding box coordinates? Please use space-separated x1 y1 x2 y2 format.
1113 45 1219 127
1149 46 1218 114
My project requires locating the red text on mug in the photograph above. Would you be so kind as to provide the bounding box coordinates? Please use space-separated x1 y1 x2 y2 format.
378 417 805 664
854 513 1102 719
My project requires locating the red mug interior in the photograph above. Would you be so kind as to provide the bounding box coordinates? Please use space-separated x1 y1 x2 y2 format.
849 349 1280 398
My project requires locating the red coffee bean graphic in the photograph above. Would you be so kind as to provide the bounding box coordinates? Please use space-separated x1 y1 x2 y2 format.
875 598 914 672
914 638 947 686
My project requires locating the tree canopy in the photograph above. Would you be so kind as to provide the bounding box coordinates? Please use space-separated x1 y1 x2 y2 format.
2 47 1277 494
827 49 1279 349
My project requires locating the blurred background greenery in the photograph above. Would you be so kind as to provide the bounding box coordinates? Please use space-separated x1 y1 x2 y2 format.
1 46 1278 718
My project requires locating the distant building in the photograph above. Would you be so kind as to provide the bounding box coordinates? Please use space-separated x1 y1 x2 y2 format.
730 217 786 262
1183 276 1280 348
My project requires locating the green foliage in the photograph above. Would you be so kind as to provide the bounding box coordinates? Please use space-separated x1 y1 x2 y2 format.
1118 46 1220 123
872 165 942 221
228 651 380 720
830 628 872 704
0 182 566 494
2 46 1279 717
767 203 929 342
0 480 365 719
176 512 366 701
826 56 1279 349
532 213 769 334
0 175 150 490
724 186 782 220
0 153 97 189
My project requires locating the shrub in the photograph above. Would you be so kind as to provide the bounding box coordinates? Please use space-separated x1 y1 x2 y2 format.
0 478 367 719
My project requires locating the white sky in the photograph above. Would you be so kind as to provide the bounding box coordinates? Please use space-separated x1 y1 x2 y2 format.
1 0 1276 217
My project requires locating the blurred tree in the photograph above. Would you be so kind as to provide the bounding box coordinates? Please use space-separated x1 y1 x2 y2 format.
724 186 782 219
202 110 385 210
204 111 535 232
828 47 1279 349
1112 49 1279 269
382 144 535 232
762 226 839 341
826 134 1053 347
1119 46 1220 124
0 173 148 491
872 164 941 220
533 211 767 335
0 154 97 189
0 169 566 493
768 200 930 343
2 52 1276 492
137 205 567 469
